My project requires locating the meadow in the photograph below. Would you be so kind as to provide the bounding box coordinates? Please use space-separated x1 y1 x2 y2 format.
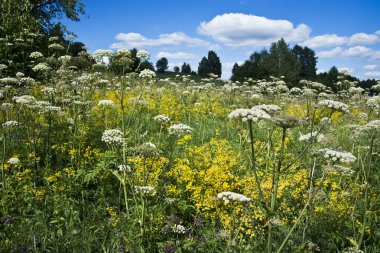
0 46 379 253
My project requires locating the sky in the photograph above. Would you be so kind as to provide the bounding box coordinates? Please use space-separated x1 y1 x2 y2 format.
63 0 380 80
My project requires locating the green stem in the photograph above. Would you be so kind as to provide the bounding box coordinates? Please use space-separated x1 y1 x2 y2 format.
1 133 6 189
358 135 375 249
267 127 287 253
248 120 267 213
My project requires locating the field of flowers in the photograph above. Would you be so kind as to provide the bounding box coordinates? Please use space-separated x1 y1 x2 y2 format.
0 46 380 253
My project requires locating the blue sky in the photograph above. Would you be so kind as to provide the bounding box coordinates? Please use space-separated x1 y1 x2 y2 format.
64 0 380 80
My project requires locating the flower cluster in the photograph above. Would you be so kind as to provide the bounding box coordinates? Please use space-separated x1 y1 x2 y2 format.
8 157 20 164
139 69 156 78
318 99 349 113
319 148 356 164
228 108 271 122
216 192 251 204
168 123 193 136
135 186 156 196
2 120 19 128
136 50 150 61
118 165 131 173
299 132 325 142
252 104 281 114
101 129 125 146
154 114 171 123
98 100 115 107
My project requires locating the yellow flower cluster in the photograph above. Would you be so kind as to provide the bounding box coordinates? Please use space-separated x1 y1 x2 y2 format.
128 156 168 187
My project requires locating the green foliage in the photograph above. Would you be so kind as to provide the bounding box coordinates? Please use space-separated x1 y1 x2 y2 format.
197 51 222 77
156 57 169 73
181 62 192 74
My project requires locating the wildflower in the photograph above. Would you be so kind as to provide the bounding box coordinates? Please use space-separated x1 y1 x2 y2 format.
172 224 186 234
139 69 156 78
165 215 182 225
269 218 283 227
41 87 56 95
29 51 43 59
0 77 18 85
252 104 281 114
16 72 25 78
134 185 156 196
342 247 364 253
168 123 193 136
98 100 115 107
318 99 349 113
32 63 51 72
12 95 36 104
8 157 20 164
154 114 171 123
134 142 160 156
272 114 303 129
136 50 150 61
216 191 251 204
299 132 325 142
360 120 380 134
48 43 65 51
118 165 131 173
228 108 271 122
2 121 19 128
319 148 356 164
101 129 125 146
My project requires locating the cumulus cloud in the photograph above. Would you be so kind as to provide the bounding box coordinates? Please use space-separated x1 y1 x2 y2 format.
363 64 377 70
317 47 343 58
338 68 354 75
302 34 348 48
110 32 210 49
372 51 380 60
375 30 380 36
197 13 310 47
156 51 197 60
365 71 380 77
341 46 374 58
348 33 378 45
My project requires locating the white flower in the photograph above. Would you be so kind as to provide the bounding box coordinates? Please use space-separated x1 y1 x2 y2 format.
252 104 281 114
98 100 115 106
360 120 380 134
154 114 171 123
172 224 186 234
101 129 125 146
2 121 19 128
29 51 44 59
319 148 356 164
136 50 150 61
12 95 36 105
41 87 56 95
143 142 156 149
48 43 65 51
168 123 193 136
93 49 113 57
32 63 51 72
216 192 251 204
139 69 156 78
228 108 271 122
135 186 156 196
299 132 325 142
8 157 20 164
318 99 349 113
118 165 131 173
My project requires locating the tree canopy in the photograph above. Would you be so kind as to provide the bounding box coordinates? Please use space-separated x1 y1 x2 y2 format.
197 51 222 77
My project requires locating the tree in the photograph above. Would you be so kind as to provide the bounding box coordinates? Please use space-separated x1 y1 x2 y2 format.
173 66 180 73
181 62 191 74
156 57 168 73
262 38 301 86
292 45 317 80
197 51 222 77
30 0 85 34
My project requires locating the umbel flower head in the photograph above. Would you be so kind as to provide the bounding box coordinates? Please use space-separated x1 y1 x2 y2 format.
8 157 20 165
216 191 251 204
252 104 281 114
168 123 193 136
98 100 115 107
319 148 356 164
360 120 380 135
154 114 171 124
228 108 271 122
318 99 349 113
139 69 156 78
135 186 156 196
101 129 125 146
136 50 150 61
272 114 303 129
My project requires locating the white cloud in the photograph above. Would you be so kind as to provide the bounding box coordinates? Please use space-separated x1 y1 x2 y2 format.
372 51 380 60
156 51 197 60
197 13 310 47
341 46 373 58
222 61 243 79
375 30 380 36
348 33 378 45
302 34 348 48
110 32 210 49
363 64 377 70
317 47 343 58
365 71 380 77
